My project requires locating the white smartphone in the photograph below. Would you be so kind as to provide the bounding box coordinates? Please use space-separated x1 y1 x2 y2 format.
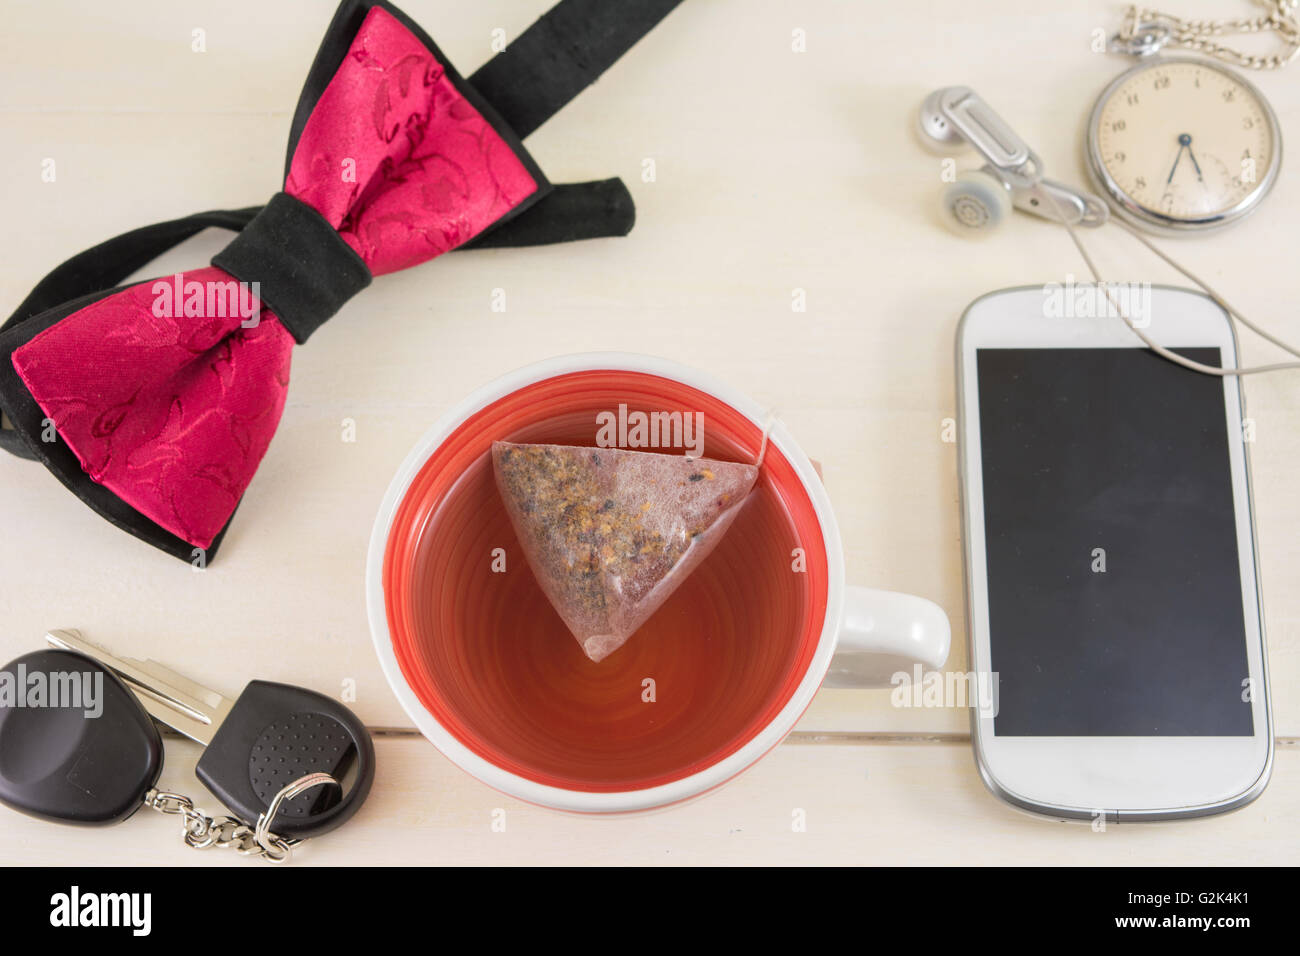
956 284 1273 822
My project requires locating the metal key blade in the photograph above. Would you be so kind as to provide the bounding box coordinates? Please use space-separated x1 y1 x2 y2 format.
45 629 232 745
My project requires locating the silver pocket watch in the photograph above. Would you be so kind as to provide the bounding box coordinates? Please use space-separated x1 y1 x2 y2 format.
1085 3 1295 234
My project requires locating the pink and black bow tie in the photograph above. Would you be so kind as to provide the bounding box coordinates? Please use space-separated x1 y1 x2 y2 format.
0 0 683 562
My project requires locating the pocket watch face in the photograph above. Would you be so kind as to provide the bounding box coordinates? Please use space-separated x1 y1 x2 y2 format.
1087 57 1281 232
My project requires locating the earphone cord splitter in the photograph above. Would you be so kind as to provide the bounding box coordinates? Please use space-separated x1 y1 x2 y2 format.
1047 190 1300 376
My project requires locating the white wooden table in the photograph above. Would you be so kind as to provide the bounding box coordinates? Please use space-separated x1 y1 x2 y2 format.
0 0 1295 865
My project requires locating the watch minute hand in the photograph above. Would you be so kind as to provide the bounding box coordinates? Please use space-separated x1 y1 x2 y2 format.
1166 144 1185 184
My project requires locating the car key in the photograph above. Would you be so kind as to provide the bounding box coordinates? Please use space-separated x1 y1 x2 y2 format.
0 649 163 826
44 628 375 843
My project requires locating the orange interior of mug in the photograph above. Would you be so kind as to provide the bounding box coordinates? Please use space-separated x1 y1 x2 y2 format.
382 369 828 792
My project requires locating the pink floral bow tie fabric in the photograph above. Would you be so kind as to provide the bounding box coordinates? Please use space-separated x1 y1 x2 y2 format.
8 7 543 553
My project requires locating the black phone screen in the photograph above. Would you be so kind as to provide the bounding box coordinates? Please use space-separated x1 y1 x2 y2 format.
975 347 1254 736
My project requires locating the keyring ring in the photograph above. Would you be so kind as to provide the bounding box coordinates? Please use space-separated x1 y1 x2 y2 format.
253 772 340 856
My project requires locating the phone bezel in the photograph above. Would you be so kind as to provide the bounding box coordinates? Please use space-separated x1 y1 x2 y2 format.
956 284 1273 821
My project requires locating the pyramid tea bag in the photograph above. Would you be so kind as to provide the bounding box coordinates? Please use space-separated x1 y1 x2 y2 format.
493 442 759 662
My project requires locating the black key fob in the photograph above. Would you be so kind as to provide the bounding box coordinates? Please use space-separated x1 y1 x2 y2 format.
0 650 162 826
195 681 374 840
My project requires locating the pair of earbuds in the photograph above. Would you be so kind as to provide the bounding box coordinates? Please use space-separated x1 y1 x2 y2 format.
916 86 1108 235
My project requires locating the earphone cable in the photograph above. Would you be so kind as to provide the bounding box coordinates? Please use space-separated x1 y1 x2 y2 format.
1046 191 1300 376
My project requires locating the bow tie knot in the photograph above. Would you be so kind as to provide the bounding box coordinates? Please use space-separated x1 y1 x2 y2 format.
211 192 372 345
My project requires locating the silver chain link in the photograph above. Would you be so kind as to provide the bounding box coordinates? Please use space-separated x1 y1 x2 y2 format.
143 771 339 864
1115 0 1300 68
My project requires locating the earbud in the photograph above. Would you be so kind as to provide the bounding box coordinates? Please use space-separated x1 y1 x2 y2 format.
916 88 971 155
917 86 1108 236
940 169 1012 235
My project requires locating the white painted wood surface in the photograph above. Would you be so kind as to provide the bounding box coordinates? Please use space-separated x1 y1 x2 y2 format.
0 0 1295 864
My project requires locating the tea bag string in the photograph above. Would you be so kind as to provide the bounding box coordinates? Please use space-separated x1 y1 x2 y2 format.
754 409 779 469
1046 191 1300 376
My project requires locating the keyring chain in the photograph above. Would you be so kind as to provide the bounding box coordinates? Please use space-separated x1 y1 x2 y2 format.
144 789 296 862
1116 0 1300 69
143 772 339 864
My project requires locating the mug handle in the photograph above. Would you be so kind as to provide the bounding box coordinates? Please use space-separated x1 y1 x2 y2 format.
822 586 952 689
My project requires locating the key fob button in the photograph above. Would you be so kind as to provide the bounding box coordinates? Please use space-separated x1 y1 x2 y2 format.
248 712 353 818
0 699 86 783
0 650 162 826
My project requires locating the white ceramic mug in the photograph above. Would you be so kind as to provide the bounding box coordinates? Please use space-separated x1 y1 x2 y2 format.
367 353 950 812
